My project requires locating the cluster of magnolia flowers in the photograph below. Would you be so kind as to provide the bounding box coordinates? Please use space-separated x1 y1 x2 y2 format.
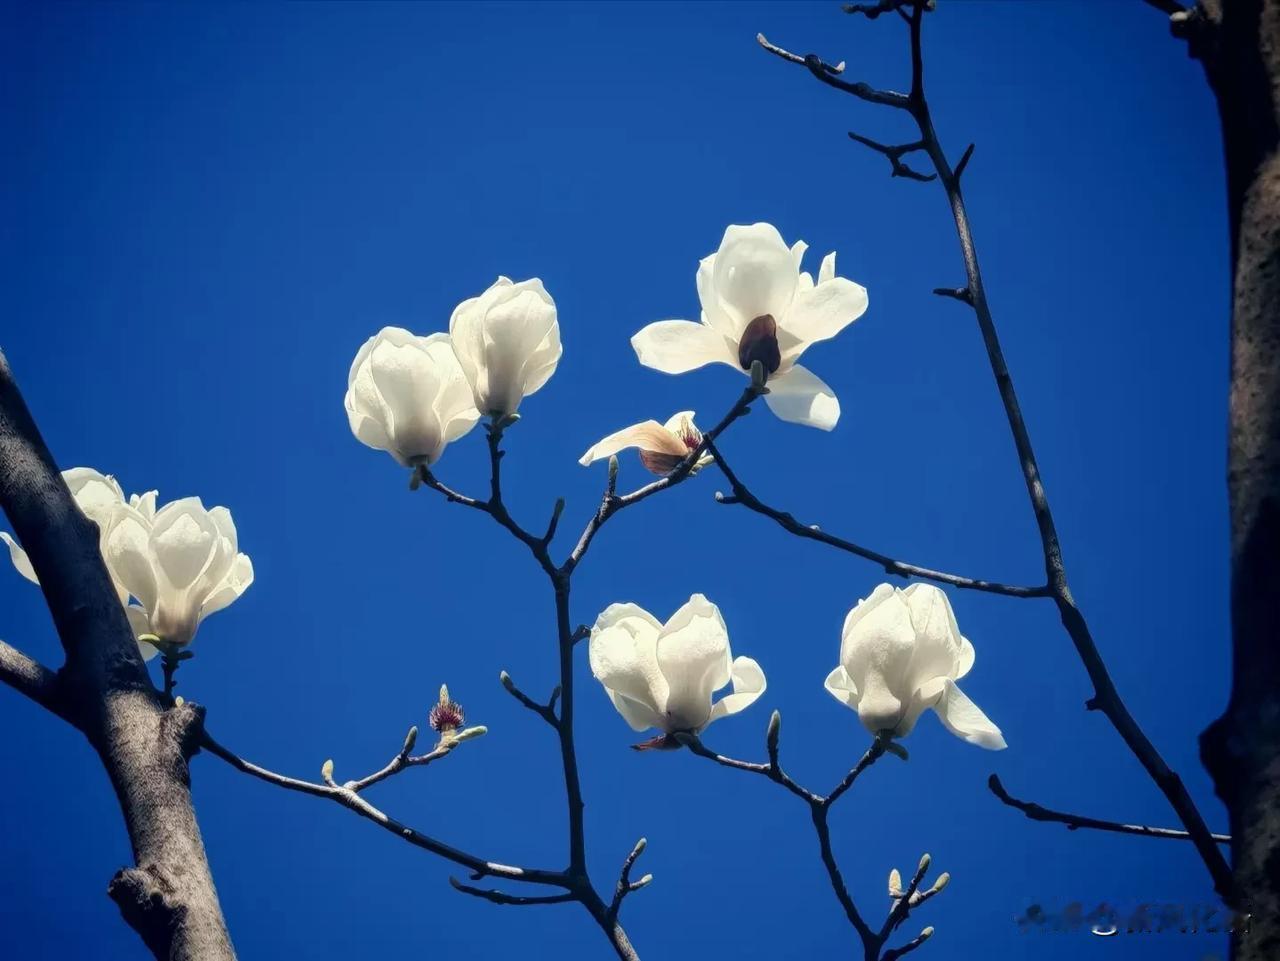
587 585 1004 751
2 468 252 659
343 220 1003 752
343 222 871 476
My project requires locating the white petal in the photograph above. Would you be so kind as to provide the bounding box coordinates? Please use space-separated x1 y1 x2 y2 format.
151 498 219 591
125 605 160 661
655 594 731 732
1 532 38 585
475 283 559 415
705 655 766 727
366 336 447 462
818 252 837 286
130 490 159 521
900 583 966 681
631 321 736 375
579 421 687 466
711 223 799 334
589 603 668 722
929 678 1006 750
782 276 867 352
790 239 809 271
824 664 859 710
606 689 667 733
763 364 840 430
201 553 254 618
102 504 159 614
695 254 735 338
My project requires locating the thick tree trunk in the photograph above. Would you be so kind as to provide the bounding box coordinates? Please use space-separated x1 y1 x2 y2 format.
0 353 235 960
1179 1 1280 957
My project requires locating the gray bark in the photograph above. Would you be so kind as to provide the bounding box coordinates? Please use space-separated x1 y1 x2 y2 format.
1169 0 1280 956
0 351 235 960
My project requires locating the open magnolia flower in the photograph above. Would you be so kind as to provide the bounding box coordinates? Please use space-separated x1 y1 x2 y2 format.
449 276 562 419
589 594 766 745
578 410 713 476
103 496 254 655
825 583 1005 750
345 327 481 468
2 467 131 602
631 222 867 430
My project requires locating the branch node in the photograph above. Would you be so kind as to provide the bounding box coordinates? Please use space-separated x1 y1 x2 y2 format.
953 142 976 180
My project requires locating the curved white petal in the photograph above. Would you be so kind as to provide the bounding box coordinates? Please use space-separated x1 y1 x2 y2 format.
125 605 159 660
201 552 254 618
705 655 766 727
655 594 731 732
631 321 736 375
818 251 837 286
579 421 687 466
589 603 668 722
102 504 159 614
763 364 840 430
824 664 859 710
151 498 220 592
710 223 799 335
783 276 868 351
929 678 1006 750
1 532 38 584
607 689 668 733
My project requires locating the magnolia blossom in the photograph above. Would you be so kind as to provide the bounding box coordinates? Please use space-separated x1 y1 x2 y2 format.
103 497 254 655
578 410 713 476
449 276 562 418
2 468 131 602
345 327 481 467
589 594 766 741
825 583 1005 750
631 222 868 431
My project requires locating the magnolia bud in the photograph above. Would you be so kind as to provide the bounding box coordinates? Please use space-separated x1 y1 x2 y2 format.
888 868 903 896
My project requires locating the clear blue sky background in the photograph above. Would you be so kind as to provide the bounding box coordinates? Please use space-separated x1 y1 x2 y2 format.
0 2 1230 959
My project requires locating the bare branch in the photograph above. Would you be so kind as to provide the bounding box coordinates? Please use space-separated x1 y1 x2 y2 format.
607 838 651 923
988 774 1230 844
848 132 936 181
0 638 65 718
450 877 576 906
953 142 975 180
931 286 972 304
501 670 561 727
706 436 1047 598
201 731 570 887
344 725 487 794
756 33 910 109
882 926 934 961
761 0 1234 899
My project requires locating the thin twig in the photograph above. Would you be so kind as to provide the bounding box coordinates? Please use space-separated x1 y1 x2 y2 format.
501 670 560 728
705 436 1047 599
200 731 568 887
988 774 1231 845
449 878 576 906
607 838 652 923
848 132 936 181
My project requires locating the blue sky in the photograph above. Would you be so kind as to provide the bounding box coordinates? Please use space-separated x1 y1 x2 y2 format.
0 2 1229 959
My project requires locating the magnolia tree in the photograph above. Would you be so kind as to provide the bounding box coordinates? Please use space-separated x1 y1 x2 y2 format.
0 3 1274 960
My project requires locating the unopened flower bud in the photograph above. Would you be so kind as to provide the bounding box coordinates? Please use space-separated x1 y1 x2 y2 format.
738 315 781 375
889 868 903 897
931 872 950 893
918 853 931 874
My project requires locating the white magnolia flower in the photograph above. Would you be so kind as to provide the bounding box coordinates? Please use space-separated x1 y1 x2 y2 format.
2 467 130 602
589 594 766 743
449 276 562 418
631 222 867 431
345 327 482 467
103 497 254 655
578 410 713 476
825 583 1006 750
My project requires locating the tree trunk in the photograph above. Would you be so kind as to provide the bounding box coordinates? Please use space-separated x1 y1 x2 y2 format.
0 353 235 960
1181 1 1280 957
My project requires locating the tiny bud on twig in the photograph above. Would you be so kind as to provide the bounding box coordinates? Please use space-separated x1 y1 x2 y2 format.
889 868 903 896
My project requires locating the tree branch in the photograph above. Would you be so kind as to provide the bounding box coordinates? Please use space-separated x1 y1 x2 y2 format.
200 730 569 887
705 436 1048 598
988 774 1231 844
760 0 1235 902
0 351 235 960
0 638 65 718
847 132 936 182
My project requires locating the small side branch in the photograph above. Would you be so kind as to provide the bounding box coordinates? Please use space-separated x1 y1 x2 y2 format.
0 638 65 719
501 670 561 728
848 133 936 182
706 437 1047 599
756 33 910 109
201 731 568 888
449 877 576 906
607 838 653 924
988 774 1231 845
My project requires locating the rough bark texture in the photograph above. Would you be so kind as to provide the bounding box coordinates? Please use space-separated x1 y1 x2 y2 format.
1181 1 1280 957
0 352 235 960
